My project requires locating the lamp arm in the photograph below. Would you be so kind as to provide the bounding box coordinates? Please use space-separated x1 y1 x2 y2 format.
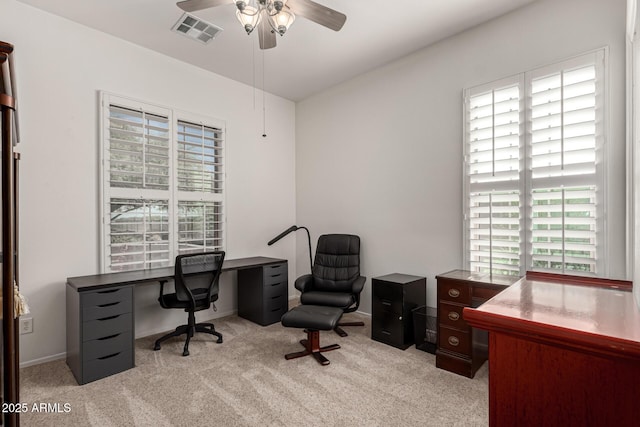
267 225 298 246
297 226 313 273
267 224 313 273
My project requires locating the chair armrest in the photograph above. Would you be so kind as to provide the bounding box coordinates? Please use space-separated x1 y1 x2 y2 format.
351 276 366 294
295 274 314 293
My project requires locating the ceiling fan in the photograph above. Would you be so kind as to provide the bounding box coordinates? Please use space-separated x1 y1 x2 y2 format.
177 0 346 49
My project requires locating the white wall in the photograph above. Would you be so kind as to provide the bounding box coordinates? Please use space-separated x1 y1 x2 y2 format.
1 0 297 365
296 0 627 312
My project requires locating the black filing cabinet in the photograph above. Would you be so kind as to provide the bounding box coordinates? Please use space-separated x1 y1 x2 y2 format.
237 261 288 326
371 274 426 350
66 285 135 385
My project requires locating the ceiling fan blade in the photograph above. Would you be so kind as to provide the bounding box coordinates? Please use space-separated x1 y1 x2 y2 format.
257 19 277 50
177 0 230 13
285 0 346 31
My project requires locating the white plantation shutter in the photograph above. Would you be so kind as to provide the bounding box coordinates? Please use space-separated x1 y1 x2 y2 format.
178 201 224 254
108 106 170 190
530 65 597 179
465 76 523 276
468 84 521 184
527 51 604 275
108 198 170 271
531 187 597 273
468 191 521 275
174 115 225 259
101 94 226 273
464 50 605 277
177 120 224 193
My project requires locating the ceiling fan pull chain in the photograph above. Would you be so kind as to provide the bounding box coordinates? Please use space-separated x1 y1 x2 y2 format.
252 35 256 110
262 45 267 138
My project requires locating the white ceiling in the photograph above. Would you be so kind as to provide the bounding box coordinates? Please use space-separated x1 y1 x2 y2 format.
18 0 537 101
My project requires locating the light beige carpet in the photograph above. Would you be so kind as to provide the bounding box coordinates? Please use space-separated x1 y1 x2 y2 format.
20 312 488 426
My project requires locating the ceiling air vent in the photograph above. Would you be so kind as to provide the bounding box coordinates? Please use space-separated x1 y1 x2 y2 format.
172 13 223 44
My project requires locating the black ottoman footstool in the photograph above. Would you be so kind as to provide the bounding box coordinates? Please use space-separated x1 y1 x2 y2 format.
281 305 343 366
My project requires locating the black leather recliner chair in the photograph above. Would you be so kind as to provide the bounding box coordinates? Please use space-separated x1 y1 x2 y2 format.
295 234 366 336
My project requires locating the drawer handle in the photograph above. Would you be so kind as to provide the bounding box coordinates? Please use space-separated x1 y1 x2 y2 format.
448 336 460 347
448 311 460 321
271 308 281 312
270 282 281 287
271 295 282 300
448 288 461 298
97 302 120 308
381 330 391 335
381 300 392 306
97 289 120 294
98 352 121 360
270 273 282 278
97 315 119 322
97 333 121 341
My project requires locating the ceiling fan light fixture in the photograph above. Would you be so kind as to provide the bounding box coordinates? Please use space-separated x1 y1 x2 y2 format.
272 0 286 12
235 1 247 11
236 6 262 34
269 9 295 36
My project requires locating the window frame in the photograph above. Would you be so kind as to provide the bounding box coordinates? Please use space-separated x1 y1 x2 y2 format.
463 49 608 277
99 92 226 273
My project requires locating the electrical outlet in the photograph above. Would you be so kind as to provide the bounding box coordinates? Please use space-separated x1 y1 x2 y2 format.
20 317 33 334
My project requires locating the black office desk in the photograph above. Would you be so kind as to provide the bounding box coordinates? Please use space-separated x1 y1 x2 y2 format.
67 256 286 291
66 256 288 384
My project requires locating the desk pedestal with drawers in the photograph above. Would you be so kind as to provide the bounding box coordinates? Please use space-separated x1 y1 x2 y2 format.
66 257 287 384
435 270 516 378
66 285 135 385
237 262 288 326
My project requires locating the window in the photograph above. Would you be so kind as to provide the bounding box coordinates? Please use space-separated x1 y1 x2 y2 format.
464 50 605 276
101 94 225 272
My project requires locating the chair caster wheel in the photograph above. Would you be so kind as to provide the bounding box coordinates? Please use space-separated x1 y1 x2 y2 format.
154 344 161 351
182 350 189 356
217 337 223 344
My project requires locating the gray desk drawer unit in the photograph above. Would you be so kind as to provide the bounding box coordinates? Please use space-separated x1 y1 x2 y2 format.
237 262 288 326
66 257 287 384
66 285 135 385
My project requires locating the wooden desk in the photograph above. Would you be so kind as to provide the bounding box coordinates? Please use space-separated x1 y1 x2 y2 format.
464 272 638 426
66 256 287 384
435 270 518 378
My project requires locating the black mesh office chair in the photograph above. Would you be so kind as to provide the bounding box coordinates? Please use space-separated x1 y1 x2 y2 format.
295 234 366 337
153 251 225 356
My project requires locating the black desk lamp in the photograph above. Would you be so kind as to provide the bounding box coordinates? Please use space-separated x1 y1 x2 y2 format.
268 225 313 272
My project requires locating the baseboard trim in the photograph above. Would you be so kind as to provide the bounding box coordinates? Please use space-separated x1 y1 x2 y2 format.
20 352 66 369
